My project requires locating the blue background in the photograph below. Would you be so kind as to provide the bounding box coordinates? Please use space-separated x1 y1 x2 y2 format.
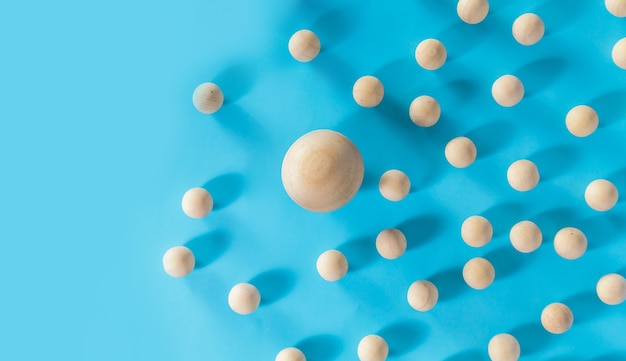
1 0 625 360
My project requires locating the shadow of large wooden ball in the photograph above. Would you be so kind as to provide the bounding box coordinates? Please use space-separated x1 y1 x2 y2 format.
282 129 364 212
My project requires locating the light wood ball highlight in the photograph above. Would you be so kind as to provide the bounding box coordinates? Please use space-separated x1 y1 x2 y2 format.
192 82 224 114
281 130 364 212
461 215 493 248
509 220 542 253
376 228 407 260
409 95 441 127
488 333 520 361
507 159 539 191
612 38 626 69
415 39 447 70
316 250 348 281
407 280 439 312
585 179 619 211
162 246 195 278
181 187 213 218
357 334 388 361
276 347 306 361
379 170 411 201
554 227 587 260
288 29 321 62
566 105 599 137
353 76 384 107
457 0 489 24
596 273 626 305
606 0 626 17
445 136 477 168
541 302 573 334
512 13 545 46
228 283 261 315
492 75 524 107
463 257 495 290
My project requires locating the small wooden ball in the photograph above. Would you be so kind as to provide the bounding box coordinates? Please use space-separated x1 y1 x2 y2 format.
512 13 544 46
162 246 195 278
357 334 388 361
509 220 542 253
379 170 411 201
492 75 524 107
228 282 261 315
554 227 587 260
316 250 348 281
407 280 439 312
281 130 364 212
181 187 213 218
461 215 493 248
276 347 306 361
596 273 626 305
585 179 619 211
606 0 626 17
445 136 477 168
192 82 224 114
457 0 489 24
612 38 626 69
288 29 321 62
566 105 599 137
541 303 573 334
376 228 407 260
415 39 447 70
488 333 520 361
353 76 384 107
463 257 495 290
409 95 441 127
507 159 539 192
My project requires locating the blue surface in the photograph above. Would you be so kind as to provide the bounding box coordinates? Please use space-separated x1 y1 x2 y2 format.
1 0 625 360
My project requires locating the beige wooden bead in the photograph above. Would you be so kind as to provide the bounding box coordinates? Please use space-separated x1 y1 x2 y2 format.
281 130 364 212
316 250 348 281
415 39 447 70
288 29 321 62
509 220 542 253
228 283 261 315
488 333 520 361
192 82 224 114
492 75 524 107
566 105 599 137
409 95 441 127
379 170 411 201
457 0 489 24
407 280 439 312
357 334 388 361
181 187 213 218
606 0 626 17
376 228 407 259
596 273 626 305
585 179 619 211
461 215 493 247
541 303 573 334
554 227 587 260
353 76 384 107
445 136 477 168
507 159 539 191
614 38 626 70
463 257 495 290
512 13 544 46
276 347 306 361
162 246 195 278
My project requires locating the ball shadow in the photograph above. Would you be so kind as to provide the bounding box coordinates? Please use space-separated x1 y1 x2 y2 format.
562 290 607 324
483 202 528 238
203 173 245 210
213 61 256 103
485 246 528 280
184 229 231 269
397 214 444 250
516 57 568 97
214 104 266 145
296 334 343 361
509 322 553 355
312 7 358 50
590 90 626 128
337 236 377 272
531 145 580 181
312 52 356 94
443 349 489 361
429 266 467 302
250 268 296 305
592 352 626 361
532 207 580 244
437 21 492 61
444 78 481 103
535 0 587 33
465 121 515 158
378 320 429 356
577 215 624 250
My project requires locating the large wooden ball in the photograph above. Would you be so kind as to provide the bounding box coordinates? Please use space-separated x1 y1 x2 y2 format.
541 303 573 334
596 273 626 305
288 29 321 62
488 333 520 361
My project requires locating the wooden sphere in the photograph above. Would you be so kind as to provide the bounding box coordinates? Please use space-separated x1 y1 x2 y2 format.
566 105 599 137
276 347 306 361
409 95 441 127
457 0 489 24
376 228 407 259
445 136 477 168
415 39 447 70
181 187 213 218
357 334 388 361
512 13 544 46
509 220 542 253
554 227 587 260
541 303 573 334
192 82 224 114
492 75 524 107
585 179 619 211
612 38 626 69
379 170 411 201
162 246 195 278
461 215 493 247
463 257 495 290
507 159 539 191
353 76 384 107
407 280 439 312
288 29 321 62
596 273 626 305
488 333 520 361
281 130 364 212
228 283 261 315
316 250 348 281
606 0 626 17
